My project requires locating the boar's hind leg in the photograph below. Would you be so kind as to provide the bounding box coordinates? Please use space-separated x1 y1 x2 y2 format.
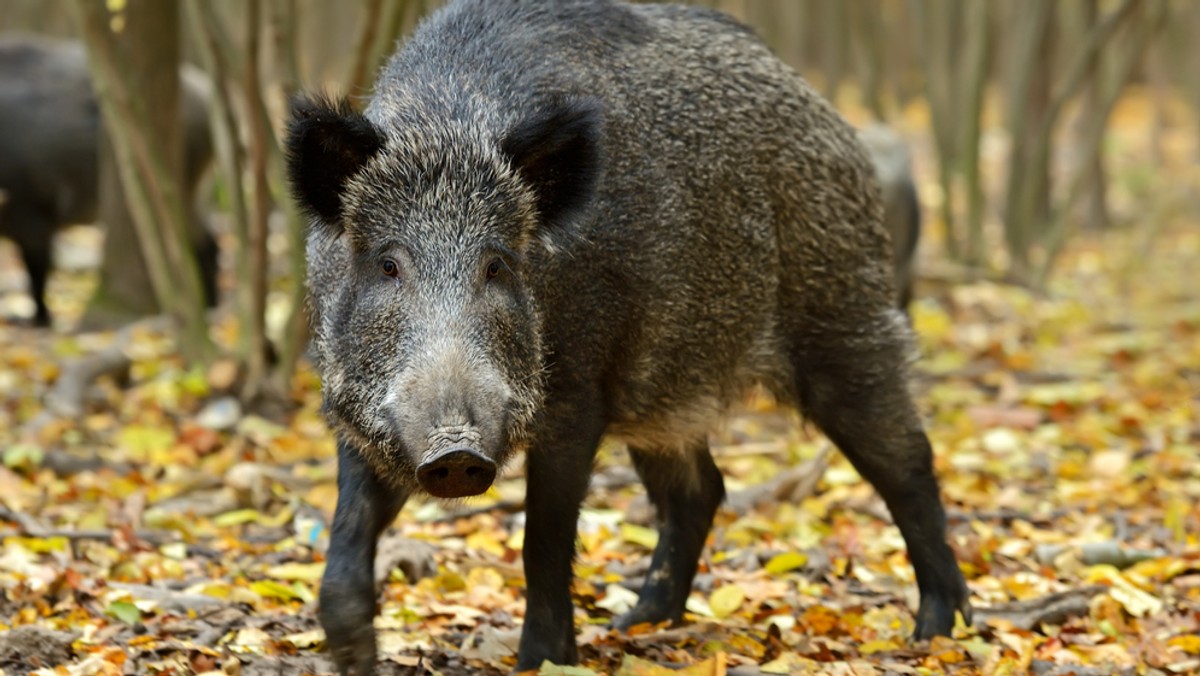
10 206 55 327
516 402 607 670
21 244 52 327
792 330 970 639
614 443 724 631
319 439 409 676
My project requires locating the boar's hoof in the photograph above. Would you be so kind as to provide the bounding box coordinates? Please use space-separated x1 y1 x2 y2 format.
913 575 972 640
417 447 496 498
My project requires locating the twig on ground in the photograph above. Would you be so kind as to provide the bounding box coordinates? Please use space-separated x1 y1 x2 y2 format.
107 582 227 613
23 316 172 443
0 505 46 534
973 585 1108 630
0 526 181 546
947 508 1069 524
724 442 833 516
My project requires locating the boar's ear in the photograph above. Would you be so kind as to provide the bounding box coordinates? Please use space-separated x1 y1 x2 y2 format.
501 98 603 232
285 94 384 230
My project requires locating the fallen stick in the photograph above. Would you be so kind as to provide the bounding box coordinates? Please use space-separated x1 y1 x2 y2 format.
0 505 45 535
107 582 227 613
946 508 1069 524
0 527 182 546
0 506 188 546
973 585 1108 631
724 442 832 516
22 316 173 444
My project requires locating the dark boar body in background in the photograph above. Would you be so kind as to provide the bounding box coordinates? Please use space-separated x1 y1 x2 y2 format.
0 34 217 326
287 1 970 672
859 124 922 310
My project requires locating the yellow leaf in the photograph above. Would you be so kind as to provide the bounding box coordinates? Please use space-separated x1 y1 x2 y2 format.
466 530 507 557
762 652 818 674
859 638 901 654
677 654 726 676
615 655 681 675
686 595 714 618
6 536 69 554
620 524 659 550
115 424 176 462
231 627 271 651
213 509 263 527
1168 635 1200 655
250 579 301 601
186 582 232 599
709 584 745 619
912 303 953 341
538 662 600 675
1085 565 1164 617
466 566 505 591
159 542 187 561
508 528 525 551
265 562 325 582
284 629 325 648
260 505 295 529
764 552 807 575
930 635 968 664
724 633 765 659
595 584 639 615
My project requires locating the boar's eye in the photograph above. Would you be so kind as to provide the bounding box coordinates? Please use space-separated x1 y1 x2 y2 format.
382 258 400 278
485 258 503 281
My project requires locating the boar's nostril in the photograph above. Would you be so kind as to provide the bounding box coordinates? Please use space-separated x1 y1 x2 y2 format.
416 446 497 499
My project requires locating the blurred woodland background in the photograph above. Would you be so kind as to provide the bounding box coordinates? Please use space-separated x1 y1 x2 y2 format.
1 0 1196 403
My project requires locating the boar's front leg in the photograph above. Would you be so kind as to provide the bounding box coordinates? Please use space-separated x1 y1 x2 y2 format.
319 438 409 676
515 396 608 670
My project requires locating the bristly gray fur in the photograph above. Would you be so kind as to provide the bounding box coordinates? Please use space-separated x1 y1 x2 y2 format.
306 0 898 473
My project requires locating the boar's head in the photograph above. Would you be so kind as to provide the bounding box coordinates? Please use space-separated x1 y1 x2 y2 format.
286 94 602 498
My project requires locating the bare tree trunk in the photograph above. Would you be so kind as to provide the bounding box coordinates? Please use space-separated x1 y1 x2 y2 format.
1001 0 1057 280
188 0 252 357
1037 0 1169 284
1073 0 1112 232
1195 4 1200 164
72 0 213 361
912 0 962 262
960 0 991 268
819 1 846 103
1026 5 1058 229
269 0 301 97
778 0 806 72
887 1 921 112
1004 0 1137 282
852 0 887 120
84 0 182 327
241 0 272 403
267 0 310 388
346 0 386 96
1145 30 1169 169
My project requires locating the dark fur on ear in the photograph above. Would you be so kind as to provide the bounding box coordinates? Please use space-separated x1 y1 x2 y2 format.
285 94 385 230
501 98 604 231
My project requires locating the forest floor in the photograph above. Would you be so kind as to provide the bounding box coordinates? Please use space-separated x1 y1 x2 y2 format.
2 126 1200 675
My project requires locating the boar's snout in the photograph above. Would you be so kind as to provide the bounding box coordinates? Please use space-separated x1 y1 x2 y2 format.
416 446 497 498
